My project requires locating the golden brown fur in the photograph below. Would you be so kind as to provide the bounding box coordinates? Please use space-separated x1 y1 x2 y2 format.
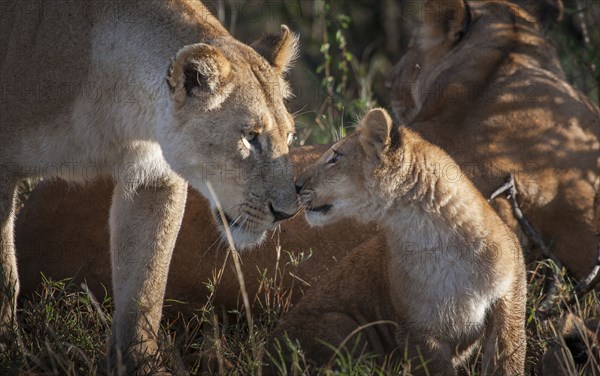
270 109 527 375
1 0 300 371
15 146 375 316
387 0 600 279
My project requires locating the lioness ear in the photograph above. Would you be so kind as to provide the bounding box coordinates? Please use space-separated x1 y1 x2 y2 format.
422 0 469 45
359 108 393 161
251 25 299 73
167 43 231 107
509 0 563 31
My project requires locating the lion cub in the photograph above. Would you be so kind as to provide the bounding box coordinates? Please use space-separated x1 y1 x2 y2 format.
270 109 526 375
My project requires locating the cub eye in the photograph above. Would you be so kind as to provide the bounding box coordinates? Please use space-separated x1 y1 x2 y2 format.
242 131 261 152
326 150 341 165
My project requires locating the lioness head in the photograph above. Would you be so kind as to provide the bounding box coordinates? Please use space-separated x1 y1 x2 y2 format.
296 108 398 226
160 26 299 248
387 0 564 123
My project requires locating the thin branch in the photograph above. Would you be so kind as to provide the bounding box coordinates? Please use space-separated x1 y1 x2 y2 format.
568 244 600 305
487 174 561 267
489 174 600 318
488 175 561 318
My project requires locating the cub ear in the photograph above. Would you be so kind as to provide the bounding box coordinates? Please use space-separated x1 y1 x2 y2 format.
509 0 563 31
251 25 299 73
359 108 393 161
167 43 231 107
422 0 469 45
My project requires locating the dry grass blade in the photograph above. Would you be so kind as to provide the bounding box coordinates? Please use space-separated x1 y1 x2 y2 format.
80 282 109 332
205 181 259 369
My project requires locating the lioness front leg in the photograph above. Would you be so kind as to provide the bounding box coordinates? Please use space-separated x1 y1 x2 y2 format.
108 175 187 374
0 174 19 346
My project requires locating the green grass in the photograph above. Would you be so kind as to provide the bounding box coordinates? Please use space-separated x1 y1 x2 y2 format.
1 254 598 375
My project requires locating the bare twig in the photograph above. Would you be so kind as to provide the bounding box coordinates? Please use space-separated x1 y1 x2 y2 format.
488 174 600 318
568 244 600 305
487 174 561 268
488 175 561 317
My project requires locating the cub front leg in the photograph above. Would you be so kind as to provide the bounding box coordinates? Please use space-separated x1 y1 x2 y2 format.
108 175 187 374
482 292 527 375
0 174 19 346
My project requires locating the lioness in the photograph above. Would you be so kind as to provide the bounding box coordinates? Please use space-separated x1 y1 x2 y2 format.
271 109 527 375
387 0 600 279
1 0 298 371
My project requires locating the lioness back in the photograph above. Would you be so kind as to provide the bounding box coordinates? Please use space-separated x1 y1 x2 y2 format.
387 0 600 279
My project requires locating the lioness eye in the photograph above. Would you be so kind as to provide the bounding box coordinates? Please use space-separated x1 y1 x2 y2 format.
327 150 341 165
242 131 262 153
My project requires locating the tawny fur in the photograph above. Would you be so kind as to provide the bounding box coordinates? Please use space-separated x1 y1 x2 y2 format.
387 0 600 279
1 0 299 372
15 146 375 316
271 109 527 375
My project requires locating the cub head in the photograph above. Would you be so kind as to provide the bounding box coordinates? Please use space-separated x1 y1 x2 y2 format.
160 26 300 249
386 0 564 123
296 108 396 226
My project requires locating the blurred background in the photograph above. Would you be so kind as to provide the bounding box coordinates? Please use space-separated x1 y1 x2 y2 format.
203 0 600 145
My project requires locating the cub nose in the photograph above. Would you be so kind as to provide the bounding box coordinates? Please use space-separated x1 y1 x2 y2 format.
295 183 303 194
269 203 294 222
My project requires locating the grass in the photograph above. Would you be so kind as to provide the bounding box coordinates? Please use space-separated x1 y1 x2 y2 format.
1 248 598 375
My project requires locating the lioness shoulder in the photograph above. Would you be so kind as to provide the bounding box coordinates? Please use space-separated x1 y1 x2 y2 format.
387 0 600 280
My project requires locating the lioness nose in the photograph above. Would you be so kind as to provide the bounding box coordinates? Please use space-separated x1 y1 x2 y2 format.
269 203 294 222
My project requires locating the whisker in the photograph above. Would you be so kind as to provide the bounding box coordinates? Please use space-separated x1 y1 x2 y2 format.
201 236 225 258
292 104 311 118
232 214 246 227
289 208 304 221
